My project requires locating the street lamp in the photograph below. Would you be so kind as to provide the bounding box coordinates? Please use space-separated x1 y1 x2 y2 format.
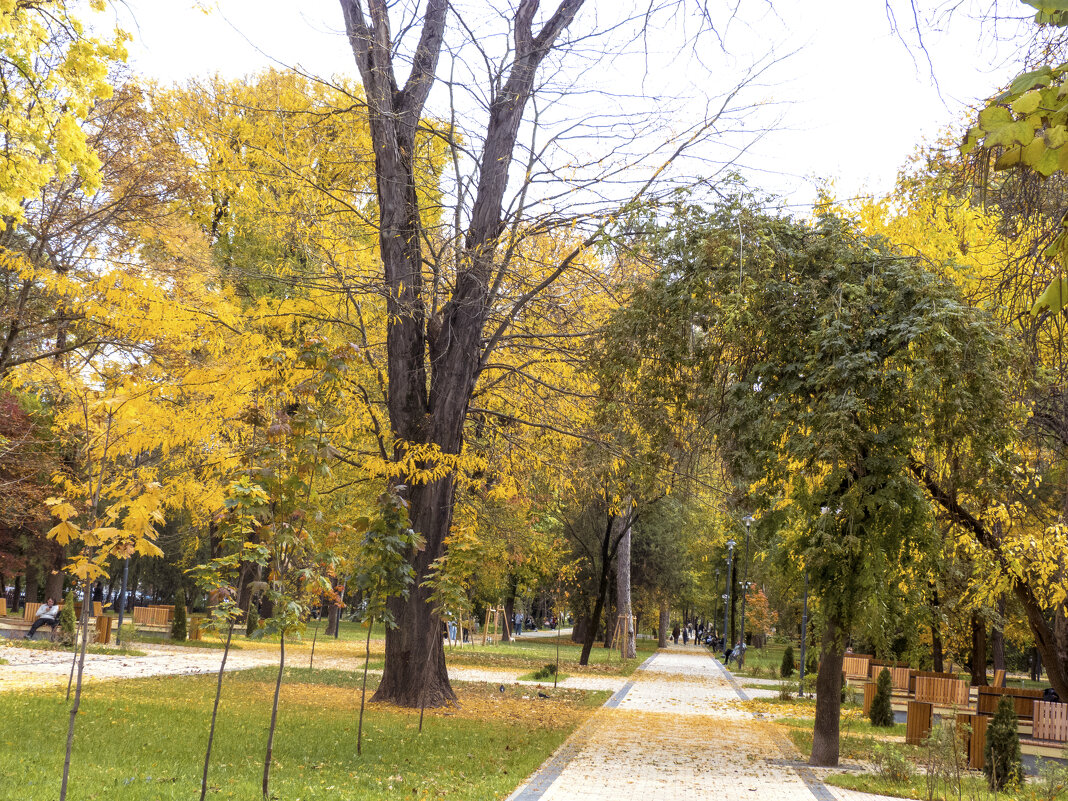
737 515 753 667
712 569 721 641
723 539 735 660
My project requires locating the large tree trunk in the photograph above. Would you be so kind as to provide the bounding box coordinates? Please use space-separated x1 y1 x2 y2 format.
810 613 846 767
616 515 635 658
970 612 988 686
340 0 585 707
930 585 944 672
658 598 669 648
991 597 1005 674
45 569 64 602
580 515 616 665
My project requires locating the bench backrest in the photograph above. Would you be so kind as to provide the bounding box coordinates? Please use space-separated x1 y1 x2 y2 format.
868 664 911 690
133 606 172 626
22 602 62 621
915 676 969 706
977 686 1044 719
0 597 6 616
842 654 873 679
993 669 1006 688
1033 701 1068 742
908 670 957 694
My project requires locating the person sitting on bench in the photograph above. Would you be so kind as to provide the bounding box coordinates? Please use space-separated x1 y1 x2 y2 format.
26 598 60 639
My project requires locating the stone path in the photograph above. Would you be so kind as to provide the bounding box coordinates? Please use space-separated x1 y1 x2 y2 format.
506 646 894 801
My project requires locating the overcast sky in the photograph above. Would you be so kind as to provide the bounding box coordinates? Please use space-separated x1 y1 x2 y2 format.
107 1 1036 209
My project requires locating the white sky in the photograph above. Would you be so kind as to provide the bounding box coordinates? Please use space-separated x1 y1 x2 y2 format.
106 1 1036 209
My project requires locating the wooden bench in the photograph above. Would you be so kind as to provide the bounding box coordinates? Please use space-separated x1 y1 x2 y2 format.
0 598 6 616
915 676 969 707
869 664 911 691
1031 700 1068 743
993 669 1006 688
842 654 873 680
133 606 173 631
906 701 933 745
977 686 1045 720
908 669 957 694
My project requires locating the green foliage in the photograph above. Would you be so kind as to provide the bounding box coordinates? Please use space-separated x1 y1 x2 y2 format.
869 668 894 728
806 652 818 677
171 587 187 641
983 695 1022 790
780 644 795 678
353 490 423 629
531 663 559 681
871 743 914 783
59 591 76 644
246 602 259 637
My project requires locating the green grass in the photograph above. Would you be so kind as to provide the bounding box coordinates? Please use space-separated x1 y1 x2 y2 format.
778 715 906 738
445 634 654 676
121 632 240 651
786 728 922 763
4 639 146 657
824 770 1054 801
0 666 607 800
518 670 571 683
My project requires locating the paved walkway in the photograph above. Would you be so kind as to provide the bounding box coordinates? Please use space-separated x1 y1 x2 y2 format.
506 647 893 801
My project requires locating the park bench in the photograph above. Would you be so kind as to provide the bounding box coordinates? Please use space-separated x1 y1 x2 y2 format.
977 685 1045 720
908 669 957 694
993 669 1006 687
914 675 969 707
132 605 172 632
868 663 911 691
1030 700 1068 744
0 598 6 616
842 653 873 680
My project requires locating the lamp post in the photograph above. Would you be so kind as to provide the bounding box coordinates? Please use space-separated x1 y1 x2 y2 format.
712 569 720 641
737 515 753 667
723 539 735 660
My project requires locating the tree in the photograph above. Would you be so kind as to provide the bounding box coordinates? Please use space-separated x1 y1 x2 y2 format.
983 695 1022 789
780 645 795 678
172 587 187 641
869 668 895 727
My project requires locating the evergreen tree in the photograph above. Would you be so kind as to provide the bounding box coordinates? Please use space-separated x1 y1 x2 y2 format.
780 645 795 677
171 587 187 641
59 591 76 644
246 601 259 637
983 695 1022 789
869 667 895 727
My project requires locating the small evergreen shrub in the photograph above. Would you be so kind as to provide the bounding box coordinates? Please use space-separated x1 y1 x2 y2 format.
780 645 795 677
806 652 818 676
983 695 1022 790
59 591 76 644
532 663 559 680
171 588 187 641
246 602 259 637
869 667 895 727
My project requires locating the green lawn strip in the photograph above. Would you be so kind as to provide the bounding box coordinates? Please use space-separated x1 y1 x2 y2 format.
823 770 1043 801
776 716 906 739
0 666 606 801
517 670 571 683
121 632 240 651
446 636 653 676
786 728 923 763
2 639 146 656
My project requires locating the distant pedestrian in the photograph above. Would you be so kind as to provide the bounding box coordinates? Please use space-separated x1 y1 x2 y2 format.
682 628 689 645
671 624 680 644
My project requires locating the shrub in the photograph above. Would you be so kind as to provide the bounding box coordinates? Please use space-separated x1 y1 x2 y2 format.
872 743 913 783
983 695 1022 790
869 668 895 727
780 645 795 677
246 601 259 637
171 587 187 641
59 591 76 644
777 679 793 701
806 652 818 676
531 663 559 680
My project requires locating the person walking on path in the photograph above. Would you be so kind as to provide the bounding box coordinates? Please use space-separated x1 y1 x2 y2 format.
26 597 60 639
671 624 680 644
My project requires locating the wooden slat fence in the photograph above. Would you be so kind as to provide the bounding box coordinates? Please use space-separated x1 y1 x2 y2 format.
842 654 873 680
915 676 969 707
977 686 1044 720
908 670 957 695
868 664 911 691
863 682 877 714
1032 701 1068 743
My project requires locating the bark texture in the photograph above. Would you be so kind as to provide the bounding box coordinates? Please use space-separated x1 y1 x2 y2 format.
340 0 585 707
810 614 845 767
616 514 635 658
658 598 669 648
970 612 988 686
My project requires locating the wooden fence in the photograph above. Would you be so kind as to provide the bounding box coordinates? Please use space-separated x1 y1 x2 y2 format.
868 664 911 691
908 670 957 694
914 676 969 707
1032 701 1068 743
906 701 933 745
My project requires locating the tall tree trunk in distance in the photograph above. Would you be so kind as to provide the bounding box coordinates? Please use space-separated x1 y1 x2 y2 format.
616 514 635 658
930 585 944 672
571 613 587 644
991 597 1006 674
502 573 517 642
45 568 64 602
970 612 988 686
25 567 38 606
580 514 617 665
325 602 340 637
658 598 669 648
810 613 846 767
603 568 616 649
340 0 586 706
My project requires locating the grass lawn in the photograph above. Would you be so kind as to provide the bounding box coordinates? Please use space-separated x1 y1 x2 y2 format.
0 666 607 800
3 639 147 657
824 770 1065 801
